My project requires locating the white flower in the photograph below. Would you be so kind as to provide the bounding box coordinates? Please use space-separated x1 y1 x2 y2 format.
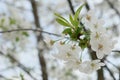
65 59 81 69
83 10 96 23
90 31 115 59
79 60 105 74
53 41 82 69
82 10 97 29
82 10 105 32
89 19 105 32
53 42 81 61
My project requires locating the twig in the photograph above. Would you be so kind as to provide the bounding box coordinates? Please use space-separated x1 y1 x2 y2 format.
106 60 119 69
0 51 37 80
0 28 62 37
67 0 75 15
0 75 10 80
104 65 116 80
119 71 120 80
30 0 48 80
112 50 120 53
105 60 120 80
106 0 120 18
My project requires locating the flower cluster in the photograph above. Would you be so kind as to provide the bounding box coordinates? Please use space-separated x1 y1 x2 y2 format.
53 4 116 74
53 41 105 74
83 10 116 59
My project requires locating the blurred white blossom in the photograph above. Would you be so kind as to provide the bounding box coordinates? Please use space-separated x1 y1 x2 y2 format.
79 60 105 74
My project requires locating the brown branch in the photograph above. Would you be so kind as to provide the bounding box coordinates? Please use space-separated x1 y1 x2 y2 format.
30 0 48 80
104 65 116 80
0 75 9 80
88 47 105 80
67 0 75 15
0 28 61 37
106 60 120 80
112 50 120 53
0 51 37 80
106 0 120 18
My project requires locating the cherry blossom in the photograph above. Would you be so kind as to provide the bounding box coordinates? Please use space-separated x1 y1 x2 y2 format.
79 60 105 74
53 41 81 61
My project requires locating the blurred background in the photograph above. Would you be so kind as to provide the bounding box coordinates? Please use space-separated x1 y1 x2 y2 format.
0 0 120 80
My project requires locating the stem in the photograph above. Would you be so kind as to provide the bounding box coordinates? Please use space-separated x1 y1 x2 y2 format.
104 65 116 80
89 49 105 80
106 0 120 18
0 51 37 80
67 0 75 15
30 0 48 80
0 28 61 37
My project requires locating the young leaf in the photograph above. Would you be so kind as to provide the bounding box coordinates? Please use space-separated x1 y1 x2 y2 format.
69 14 79 27
62 28 72 35
9 18 16 25
69 14 74 23
22 32 29 37
79 39 87 50
74 4 85 21
54 13 69 23
1 18 5 23
16 37 19 42
56 18 70 27
20 74 24 80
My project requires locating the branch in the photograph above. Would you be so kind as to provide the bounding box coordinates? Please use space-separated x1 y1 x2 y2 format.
67 0 75 14
105 60 120 80
106 0 120 18
0 75 9 80
106 60 120 70
112 50 120 53
0 28 61 37
30 0 48 80
0 51 37 80
104 65 116 80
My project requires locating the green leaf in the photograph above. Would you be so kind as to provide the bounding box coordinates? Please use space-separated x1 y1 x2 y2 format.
69 14 74 25
79 40 87 50
20 74 24 80
9 18 16 25
54 13 69 23
1 18 5 23
69 14 79 27
22 32 29 37
62 28 72 35
56 18 70 27
74 4 85 21
16 37 19 42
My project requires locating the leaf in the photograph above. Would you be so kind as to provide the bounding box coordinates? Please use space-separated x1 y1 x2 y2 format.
22 32 29 37
56 18 70 27
54 13 69 23
16 37 19 42
62 28 72 35
9 18 16 25
1 18 5 23
79 40 87 50
20 74 24 80
69 14 79 27
69 14 74 25
74 4 85 21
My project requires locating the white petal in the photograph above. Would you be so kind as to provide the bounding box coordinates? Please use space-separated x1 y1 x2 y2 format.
96 52 104 59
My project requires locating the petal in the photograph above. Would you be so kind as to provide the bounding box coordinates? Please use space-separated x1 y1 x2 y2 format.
96 51 104 59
